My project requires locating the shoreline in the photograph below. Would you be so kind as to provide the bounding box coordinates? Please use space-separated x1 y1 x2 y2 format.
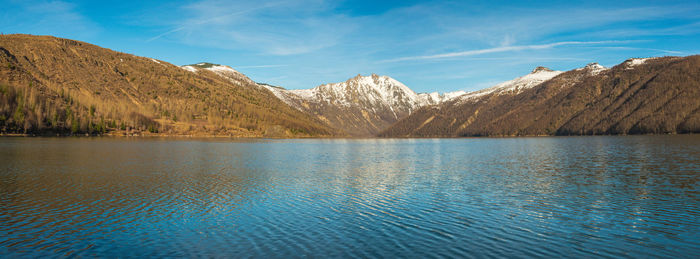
1 132 693 139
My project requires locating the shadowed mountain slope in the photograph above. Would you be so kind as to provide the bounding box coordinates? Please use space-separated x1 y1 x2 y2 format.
380 56 700 137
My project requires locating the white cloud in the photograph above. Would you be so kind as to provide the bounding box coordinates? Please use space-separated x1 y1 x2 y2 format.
135 1 700 90
381 41 640 63
147 0 356 55
358 4 699 60
146 1 283 42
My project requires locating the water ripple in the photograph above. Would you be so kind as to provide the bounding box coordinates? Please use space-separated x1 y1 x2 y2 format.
0 136 699 257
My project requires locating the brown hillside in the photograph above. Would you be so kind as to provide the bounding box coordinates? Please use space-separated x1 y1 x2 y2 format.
380 56 700 137
0 34 338 137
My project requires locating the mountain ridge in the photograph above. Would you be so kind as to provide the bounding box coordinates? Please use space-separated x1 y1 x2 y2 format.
257 73 465 136
1 34 697 138
380 55 700 137
0 34 338 137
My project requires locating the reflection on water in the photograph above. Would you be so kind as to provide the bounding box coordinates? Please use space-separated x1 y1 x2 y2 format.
0 136 699 257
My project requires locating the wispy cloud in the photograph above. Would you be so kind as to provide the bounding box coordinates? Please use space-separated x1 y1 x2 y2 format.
366 5 699 58
124 0 700 91
146 1 284 42
577 21 700 39
588 46 683 55
381 41 641 63
145 0 355 55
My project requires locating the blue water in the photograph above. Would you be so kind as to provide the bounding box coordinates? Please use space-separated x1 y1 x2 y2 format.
0 136 699 258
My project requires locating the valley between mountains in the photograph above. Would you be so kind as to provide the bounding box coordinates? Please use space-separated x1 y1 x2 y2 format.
1 34 699 137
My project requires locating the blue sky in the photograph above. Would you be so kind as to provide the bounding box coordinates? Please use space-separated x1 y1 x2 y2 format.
2 0 700 93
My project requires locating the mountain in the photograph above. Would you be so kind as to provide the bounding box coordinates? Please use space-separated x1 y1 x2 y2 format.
181 62 259 87
3 35 697 138
0 34 337 137
458 66 563 101
380 56 700 137
261 74 465 136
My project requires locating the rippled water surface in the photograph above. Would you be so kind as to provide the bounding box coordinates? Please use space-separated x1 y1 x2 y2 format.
0 136 699 258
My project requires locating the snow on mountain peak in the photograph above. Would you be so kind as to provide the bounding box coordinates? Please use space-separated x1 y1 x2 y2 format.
576 62 608 75
259 73 467 119
624 58 656 69
256 73 469 135
585 62 604 69
181 63 257 86
458 67 562 102
181 65 197 72
417 91 467 105
298 74 421 108
520 67 562 82
206 64 242 75
324 74 466 108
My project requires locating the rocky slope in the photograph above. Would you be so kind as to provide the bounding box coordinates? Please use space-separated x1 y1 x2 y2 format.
0 34 337 137
379 56 700 137
260 74 464 136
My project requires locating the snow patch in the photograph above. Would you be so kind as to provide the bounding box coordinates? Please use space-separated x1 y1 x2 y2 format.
206 65 239 74
458 67 562 102
624 58 657 69
181 66 198 72
443 91 467 100
261 84 296 104
417 91 466 105
628 58 648 66
576 62 608 75
289 88 315 100
203 65 259 87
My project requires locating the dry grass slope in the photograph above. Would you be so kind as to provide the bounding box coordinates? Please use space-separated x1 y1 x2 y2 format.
0 34 338 137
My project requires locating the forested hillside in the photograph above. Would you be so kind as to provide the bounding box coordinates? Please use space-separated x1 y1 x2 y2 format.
2 35 697 138
0 34 338 137
380 56 700 137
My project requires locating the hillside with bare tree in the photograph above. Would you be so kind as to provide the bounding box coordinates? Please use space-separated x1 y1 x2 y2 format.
380 56 700 137
0 34 338 137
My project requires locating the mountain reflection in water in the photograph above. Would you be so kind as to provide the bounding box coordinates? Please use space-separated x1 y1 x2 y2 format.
0 136 698 257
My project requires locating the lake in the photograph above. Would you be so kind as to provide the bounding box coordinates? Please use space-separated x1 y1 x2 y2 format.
0 136 698 258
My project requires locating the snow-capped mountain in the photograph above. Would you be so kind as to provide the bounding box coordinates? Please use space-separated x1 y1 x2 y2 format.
380 55 700 137
269 74 463 111
187 65 463 136
458 67 563 102
195 60 675 137
261 74 465 136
